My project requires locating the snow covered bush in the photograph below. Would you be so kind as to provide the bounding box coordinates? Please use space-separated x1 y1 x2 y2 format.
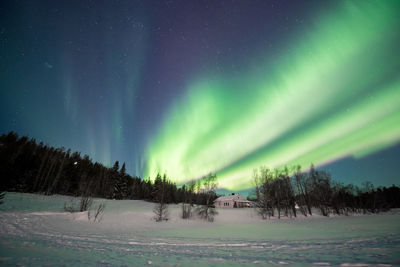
153 202 169 222
195 205 218 222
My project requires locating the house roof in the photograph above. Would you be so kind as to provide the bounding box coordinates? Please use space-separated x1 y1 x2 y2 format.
213 194 251 203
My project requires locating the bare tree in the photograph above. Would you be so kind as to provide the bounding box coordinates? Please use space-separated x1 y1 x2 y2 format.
255 167 274 219
181 180 196 219
293 166 309 216
195 173 218 222
331 181 347 215
256 167 297 219
281 167 296 218
311 169 332 216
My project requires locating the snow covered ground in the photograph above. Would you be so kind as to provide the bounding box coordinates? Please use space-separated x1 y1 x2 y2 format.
0 192 399 266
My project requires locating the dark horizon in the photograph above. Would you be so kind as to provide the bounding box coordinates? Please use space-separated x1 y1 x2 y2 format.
1 130 398 200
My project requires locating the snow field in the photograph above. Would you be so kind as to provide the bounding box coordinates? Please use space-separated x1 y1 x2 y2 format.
1 192 399 266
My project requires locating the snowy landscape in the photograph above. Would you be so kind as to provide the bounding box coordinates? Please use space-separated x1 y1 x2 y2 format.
1 192 399 266
1 0 400 266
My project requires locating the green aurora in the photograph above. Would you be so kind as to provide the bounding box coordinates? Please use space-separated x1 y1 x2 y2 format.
144 1 400 190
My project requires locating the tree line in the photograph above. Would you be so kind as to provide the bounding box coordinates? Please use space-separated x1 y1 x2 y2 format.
1 131 398 217
0 132 217 205
252 165 400 218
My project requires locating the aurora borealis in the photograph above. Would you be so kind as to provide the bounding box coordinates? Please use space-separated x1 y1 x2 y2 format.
1 0 399 190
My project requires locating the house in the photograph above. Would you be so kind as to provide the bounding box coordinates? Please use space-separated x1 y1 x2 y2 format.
213 193 251 208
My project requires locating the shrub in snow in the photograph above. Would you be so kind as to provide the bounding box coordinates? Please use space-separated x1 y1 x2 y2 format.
195 205 218 222
88 202 106 222
79 195 93 212
153 202 169 222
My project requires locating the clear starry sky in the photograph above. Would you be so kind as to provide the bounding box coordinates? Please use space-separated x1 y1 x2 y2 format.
1 0 399 190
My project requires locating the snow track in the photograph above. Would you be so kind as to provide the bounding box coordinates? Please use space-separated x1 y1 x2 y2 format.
1 193 399 266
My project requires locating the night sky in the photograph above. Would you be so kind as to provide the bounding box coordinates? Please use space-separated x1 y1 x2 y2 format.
1 0 399 190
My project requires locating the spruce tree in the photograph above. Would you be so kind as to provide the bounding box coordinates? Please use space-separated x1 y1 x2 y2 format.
118 163 128 199
111 161 120 199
